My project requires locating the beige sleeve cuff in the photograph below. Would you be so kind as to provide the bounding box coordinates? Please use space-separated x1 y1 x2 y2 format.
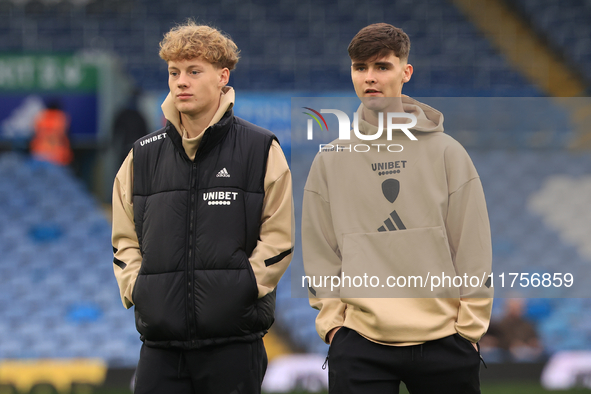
249 140 294 298
112 150 142 309
309 298 347 344
455 298 493 342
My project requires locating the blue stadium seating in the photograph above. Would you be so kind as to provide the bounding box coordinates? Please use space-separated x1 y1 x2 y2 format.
0 0 548 95
0 153 141 366
512 0 591 86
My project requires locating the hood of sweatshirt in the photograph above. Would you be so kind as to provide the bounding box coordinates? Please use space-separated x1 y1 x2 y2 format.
355 95 444 138
161 86 235 134
160 86 235 160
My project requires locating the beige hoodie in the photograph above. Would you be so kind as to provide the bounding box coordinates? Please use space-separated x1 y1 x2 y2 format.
302 97 493 345
112 87 294 309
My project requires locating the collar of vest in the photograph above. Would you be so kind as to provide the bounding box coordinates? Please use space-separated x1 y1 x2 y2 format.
165 109 234 161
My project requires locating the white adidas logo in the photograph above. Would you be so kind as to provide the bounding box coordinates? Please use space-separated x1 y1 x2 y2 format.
216 168 230 178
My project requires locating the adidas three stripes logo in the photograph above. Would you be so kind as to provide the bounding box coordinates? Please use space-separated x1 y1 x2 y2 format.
216 168 230 178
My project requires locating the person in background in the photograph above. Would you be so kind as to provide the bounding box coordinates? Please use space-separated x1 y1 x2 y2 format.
112 88 148 166
493 298 544 362
30 99 73 166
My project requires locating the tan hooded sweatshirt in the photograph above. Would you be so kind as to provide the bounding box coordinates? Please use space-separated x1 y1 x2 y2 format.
112 87 294 309
302 96 493 345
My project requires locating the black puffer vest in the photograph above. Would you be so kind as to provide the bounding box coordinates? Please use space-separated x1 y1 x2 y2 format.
132 109 277 349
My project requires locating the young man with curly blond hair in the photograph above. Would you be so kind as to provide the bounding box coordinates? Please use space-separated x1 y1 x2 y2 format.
112 21 293 393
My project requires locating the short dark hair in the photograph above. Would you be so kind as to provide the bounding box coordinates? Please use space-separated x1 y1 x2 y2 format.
347 23 410 62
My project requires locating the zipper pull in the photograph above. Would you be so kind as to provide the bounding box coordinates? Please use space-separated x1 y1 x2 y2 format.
477 342 487 369
480 354 487 369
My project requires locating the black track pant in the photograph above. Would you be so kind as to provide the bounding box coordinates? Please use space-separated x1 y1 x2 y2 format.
328 328 481 394
134 339 267 394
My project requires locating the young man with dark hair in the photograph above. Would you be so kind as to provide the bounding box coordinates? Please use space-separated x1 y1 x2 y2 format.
112 21 293 394
302 23 493 393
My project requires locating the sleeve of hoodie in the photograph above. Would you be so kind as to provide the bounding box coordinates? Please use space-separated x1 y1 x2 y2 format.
302 154 348 344
112 150 142 309
444 141 493 343
249 140 294 298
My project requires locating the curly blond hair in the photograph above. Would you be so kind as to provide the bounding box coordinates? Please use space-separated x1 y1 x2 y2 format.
159 20 240 70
